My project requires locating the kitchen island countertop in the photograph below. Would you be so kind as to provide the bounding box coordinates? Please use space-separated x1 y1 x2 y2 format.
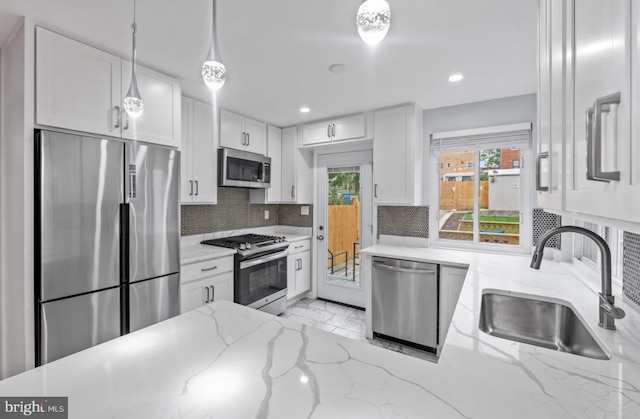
1 248 639 418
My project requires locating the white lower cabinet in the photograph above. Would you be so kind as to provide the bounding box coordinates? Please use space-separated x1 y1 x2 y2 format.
438 265 468 347
180 255 234 314
287 240 311 300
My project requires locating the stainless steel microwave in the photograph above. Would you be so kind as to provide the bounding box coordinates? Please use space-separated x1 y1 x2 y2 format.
218 148 271 188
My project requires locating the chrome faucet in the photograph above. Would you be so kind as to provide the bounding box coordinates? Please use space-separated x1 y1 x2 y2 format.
530 225 625 330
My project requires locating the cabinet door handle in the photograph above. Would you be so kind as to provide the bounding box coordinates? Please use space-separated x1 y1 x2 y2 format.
210 285 215 301
247 133 250 146
195 180 199 196
536 152 549 192
332 123 336 138
590 92 621 182
189 180 194 196
201 265 218 272
374 184 378 198
123 113 129 131
327 124 331 138
205 286 210 304
291 185 295 198
113 106 121 129
241 132 246 146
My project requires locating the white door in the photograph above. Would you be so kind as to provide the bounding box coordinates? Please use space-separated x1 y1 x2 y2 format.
35 26 121 137
121 61 181 148
316 151 373 308
191 100 217 203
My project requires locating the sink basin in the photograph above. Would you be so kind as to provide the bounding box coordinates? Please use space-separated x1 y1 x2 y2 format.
479 290 610 360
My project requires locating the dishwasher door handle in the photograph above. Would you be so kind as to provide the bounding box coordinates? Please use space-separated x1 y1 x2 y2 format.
373 263 436 275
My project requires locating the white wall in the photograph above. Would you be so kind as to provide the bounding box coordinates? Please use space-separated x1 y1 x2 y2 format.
0 18 36 379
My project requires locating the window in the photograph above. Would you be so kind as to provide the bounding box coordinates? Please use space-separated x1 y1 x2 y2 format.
430 123 532 253
511 146 519 150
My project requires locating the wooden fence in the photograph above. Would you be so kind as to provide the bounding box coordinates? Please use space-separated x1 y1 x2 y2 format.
327 200 360 267
439 180 489 210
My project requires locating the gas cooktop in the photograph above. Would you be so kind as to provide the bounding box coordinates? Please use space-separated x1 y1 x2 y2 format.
201 234 288 258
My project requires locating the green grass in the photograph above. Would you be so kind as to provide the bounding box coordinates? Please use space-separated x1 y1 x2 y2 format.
462 214 520 223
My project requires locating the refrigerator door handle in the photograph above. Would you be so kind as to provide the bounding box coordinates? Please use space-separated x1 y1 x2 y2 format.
120 203 130 335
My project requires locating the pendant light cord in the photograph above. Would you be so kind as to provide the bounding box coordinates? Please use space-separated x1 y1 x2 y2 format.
131 0 137 77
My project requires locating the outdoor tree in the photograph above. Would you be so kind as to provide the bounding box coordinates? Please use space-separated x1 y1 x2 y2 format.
480 148 501 169
328 172 360 205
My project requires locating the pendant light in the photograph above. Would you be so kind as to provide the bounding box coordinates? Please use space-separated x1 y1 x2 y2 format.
202 0 226 90
356 0 391 46
123 0 144 118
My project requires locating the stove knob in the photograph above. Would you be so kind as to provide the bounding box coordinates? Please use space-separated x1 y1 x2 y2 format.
246 243 252 249
239 244 245 250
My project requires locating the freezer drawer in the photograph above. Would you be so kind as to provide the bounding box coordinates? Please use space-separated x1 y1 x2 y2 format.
129 273 180 332
40 287 120 364
372 257 438 348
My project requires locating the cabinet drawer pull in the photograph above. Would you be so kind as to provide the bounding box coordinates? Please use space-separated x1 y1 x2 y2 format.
295 245 304 249
589 92 621 182
201 265 218 272
536 152 549 192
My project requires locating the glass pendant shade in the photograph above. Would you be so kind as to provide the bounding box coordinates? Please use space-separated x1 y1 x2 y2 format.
124 0 144 118
356 0 391 46
124 72 144 118
202 0 226 90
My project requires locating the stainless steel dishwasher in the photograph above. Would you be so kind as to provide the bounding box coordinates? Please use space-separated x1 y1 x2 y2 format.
372 257 438 351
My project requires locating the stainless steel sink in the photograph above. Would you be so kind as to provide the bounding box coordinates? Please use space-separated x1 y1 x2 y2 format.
479 291 611 360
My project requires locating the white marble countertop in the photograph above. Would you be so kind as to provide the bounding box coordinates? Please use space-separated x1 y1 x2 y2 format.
2 245 638 418
360 244 640 418
181 226 311 264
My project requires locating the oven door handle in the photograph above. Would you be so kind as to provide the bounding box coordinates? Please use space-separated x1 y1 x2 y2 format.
240 251 289 270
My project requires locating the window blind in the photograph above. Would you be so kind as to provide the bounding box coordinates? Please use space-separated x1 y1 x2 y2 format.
430 122 532 154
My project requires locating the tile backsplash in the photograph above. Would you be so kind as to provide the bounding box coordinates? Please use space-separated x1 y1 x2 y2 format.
377 206 429 238
623 231 640 307
180 188 312 236
532 208 562 249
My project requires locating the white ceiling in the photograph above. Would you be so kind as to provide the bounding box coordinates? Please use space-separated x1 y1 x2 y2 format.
0 0 537 127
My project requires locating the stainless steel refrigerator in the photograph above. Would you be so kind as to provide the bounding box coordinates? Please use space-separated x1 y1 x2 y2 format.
35 130 180 365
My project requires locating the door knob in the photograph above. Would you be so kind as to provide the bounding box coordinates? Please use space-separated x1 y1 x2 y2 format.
317 235 324 240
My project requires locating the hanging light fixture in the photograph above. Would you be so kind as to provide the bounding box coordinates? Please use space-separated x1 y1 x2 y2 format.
356 0 391 46
123 0 144 118
202 0 226 90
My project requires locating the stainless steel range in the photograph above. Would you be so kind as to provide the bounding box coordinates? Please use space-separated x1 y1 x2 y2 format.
202 234 289 315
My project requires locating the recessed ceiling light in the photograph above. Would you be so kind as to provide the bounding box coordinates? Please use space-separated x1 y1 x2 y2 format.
448 74 464 82
329 64 348 74
300 107 310 113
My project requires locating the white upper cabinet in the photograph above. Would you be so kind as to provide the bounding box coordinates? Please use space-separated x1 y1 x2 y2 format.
181 97 217 204
120 61 180 148
36 26 121 138
564 0 640 222
219 109 266 155
250 125 282 204
373 104 423 206
35 27 181 148
281 127 313 204
536 0 566 211
536 0 640 224
301 113 369 146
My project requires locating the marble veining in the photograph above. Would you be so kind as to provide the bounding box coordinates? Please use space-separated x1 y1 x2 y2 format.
2 245 640 417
